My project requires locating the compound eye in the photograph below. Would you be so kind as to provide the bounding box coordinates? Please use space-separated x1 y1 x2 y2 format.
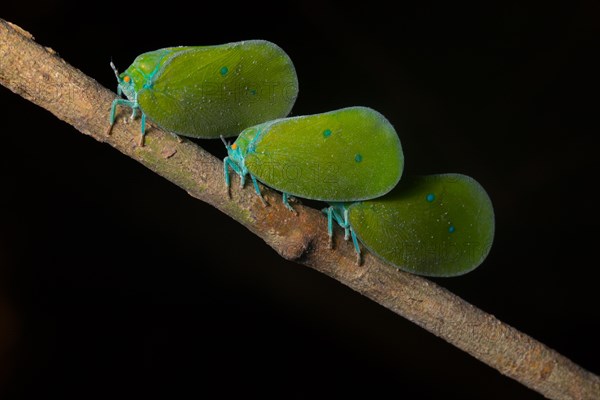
123 75 131 83
231 143 238 150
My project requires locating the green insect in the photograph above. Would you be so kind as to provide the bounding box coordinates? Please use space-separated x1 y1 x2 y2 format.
109 40 299 145
324 174 495 276
222 107 404 211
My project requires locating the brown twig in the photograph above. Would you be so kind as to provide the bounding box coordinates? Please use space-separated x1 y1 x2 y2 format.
1 19 598 400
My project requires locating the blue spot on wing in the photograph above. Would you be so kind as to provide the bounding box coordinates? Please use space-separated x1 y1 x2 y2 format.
220 66 229 76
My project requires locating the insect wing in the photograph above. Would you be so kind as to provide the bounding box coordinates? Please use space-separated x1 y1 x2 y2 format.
348 174 494 276
245 107 403 201
138 40 298 138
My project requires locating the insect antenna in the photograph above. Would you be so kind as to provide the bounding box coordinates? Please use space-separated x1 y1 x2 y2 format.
109 60 120 81
220 135 230 147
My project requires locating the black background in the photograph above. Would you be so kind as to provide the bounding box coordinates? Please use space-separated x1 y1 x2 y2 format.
1 1 599 399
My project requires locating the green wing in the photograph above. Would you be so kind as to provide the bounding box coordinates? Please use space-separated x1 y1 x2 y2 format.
348 174 494 276
138 40 298 138
244 107 404 201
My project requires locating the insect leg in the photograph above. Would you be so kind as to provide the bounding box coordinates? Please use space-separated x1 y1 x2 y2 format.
223 157 234 199
139 113 147 146
282 193 296 213
251 175 269 206
224 157 246 197
326 207 333 237
326 206 334 249
343 208 351 241
350 228 362 265
227 159 244 185
223 157 232 189
109 98 135 126
329 207 342 225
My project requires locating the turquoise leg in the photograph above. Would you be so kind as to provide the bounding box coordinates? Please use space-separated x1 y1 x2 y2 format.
331 207 348 235
227 159 244 182
251 175 268 206
223 157 232 188
223 157 233 198
224 158 245 188
326 207 333 237
350 229 360 255
251 175 261 196
139 112 147 146
326 206 334 248
350 228 362 265
282 193 295 213
109 98 136 125
224 158 250 199
343 208 351 240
